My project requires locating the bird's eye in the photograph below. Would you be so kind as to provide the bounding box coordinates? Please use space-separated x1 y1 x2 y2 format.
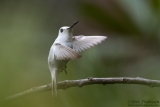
60 29 63 33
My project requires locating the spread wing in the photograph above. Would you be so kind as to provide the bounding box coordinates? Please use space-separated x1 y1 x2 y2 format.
72 36 107 52
53 43 81 60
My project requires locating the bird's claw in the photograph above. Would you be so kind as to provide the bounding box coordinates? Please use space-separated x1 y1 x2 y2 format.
60 66 67 74
64 69 67 75
60 69 67 75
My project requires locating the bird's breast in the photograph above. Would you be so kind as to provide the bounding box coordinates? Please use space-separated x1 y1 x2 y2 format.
48 43 71 72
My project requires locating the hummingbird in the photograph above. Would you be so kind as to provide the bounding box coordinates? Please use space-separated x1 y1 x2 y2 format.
48 21 107 96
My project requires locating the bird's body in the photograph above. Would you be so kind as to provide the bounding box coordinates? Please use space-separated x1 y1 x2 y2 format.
48 21 107 96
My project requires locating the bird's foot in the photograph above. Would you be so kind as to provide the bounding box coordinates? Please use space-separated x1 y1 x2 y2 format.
60 66 67 74
63 66 67 74
64 69 67 74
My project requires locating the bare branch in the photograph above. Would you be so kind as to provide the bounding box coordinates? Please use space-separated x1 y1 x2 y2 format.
4 77 160 102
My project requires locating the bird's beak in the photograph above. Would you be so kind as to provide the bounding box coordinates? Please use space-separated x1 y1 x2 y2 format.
69 20 79 29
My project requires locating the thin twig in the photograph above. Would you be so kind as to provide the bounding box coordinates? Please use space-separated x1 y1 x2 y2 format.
4 77 160 102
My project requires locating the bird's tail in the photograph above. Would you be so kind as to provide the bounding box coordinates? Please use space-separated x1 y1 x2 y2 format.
51 69 57 97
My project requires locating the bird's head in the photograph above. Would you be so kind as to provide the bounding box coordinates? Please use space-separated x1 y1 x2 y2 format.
58 21 79 39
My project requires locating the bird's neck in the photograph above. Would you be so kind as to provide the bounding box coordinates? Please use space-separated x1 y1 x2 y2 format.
56 33 73 43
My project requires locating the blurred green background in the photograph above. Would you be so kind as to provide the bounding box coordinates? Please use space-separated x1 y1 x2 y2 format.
0 0 160 107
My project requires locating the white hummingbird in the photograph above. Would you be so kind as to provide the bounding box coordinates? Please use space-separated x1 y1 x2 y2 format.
48 21 107 96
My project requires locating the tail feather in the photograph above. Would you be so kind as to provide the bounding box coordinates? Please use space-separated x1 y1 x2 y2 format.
51 70 57 97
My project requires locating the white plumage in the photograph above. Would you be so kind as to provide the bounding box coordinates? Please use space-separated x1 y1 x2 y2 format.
72 36 107 52
48 21 107 96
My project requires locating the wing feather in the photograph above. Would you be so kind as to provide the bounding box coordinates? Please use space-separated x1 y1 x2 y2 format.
53 43 81 60
72 36 107 52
